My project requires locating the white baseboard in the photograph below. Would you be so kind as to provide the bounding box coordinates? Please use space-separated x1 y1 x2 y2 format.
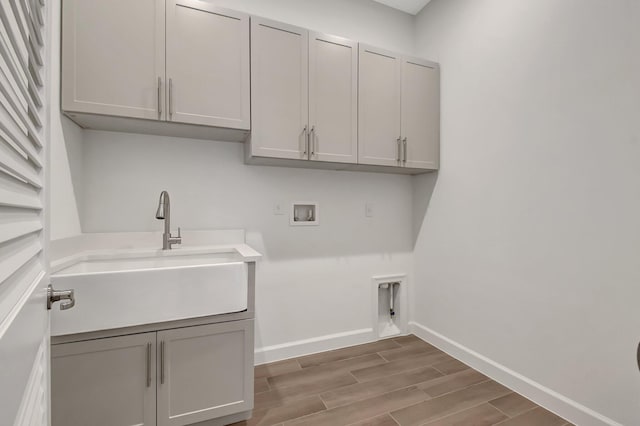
409 322 621 426
254 328 375 365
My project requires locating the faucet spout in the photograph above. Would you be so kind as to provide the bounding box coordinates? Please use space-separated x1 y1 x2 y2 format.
155 191 182 250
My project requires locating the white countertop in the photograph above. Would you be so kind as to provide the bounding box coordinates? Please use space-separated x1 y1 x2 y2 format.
50 229 262 274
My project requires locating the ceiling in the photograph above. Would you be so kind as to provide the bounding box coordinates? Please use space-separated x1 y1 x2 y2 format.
371 0 432 15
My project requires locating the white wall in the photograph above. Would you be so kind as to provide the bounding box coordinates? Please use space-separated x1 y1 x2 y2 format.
49 0 416 242
208 0 416 54
81 131 414 359
49 0 84 241
49 0 418 359
49 0 640 421
412 1 640 424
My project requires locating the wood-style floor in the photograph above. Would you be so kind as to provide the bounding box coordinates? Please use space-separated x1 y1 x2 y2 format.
232 335 573 426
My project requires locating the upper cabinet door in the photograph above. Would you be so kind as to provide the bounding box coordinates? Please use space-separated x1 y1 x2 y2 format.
166 1 250 129
358 45 402 167
61 0 165 120
402 58 440 170
157 321 254 426
251 18 309 160
308 33 358 164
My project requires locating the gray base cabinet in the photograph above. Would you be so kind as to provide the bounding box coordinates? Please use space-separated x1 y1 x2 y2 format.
52 320 254 426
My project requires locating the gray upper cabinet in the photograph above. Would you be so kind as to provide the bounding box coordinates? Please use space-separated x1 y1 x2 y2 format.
308 32 358 164
61 1 438 172
61 0 166 120
358 45 440 171
250 17 309 160
166 1 250 129
249 20 358 163
62 0 250 135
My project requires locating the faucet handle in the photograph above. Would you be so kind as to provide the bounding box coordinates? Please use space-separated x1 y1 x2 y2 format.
177 227 181 238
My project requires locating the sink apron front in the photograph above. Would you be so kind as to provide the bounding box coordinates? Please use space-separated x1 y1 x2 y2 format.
51 262 248 336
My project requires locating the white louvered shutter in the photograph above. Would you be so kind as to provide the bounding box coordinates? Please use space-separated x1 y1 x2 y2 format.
0 0 47 322
0 0 48 425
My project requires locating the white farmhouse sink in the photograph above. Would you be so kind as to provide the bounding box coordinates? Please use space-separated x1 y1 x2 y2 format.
50 250 250 337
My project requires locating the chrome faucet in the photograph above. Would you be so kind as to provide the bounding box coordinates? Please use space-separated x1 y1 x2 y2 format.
155 191 182 250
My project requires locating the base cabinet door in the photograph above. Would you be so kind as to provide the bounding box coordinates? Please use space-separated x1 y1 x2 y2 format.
157 320 254 426
51 333 157 426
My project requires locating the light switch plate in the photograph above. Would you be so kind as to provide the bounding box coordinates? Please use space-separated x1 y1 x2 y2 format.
274 202 285 215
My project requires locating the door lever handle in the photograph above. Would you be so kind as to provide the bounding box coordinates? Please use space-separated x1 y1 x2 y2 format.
47 284 75 311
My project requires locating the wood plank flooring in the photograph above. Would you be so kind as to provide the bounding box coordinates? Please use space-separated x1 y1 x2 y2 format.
232 335 573 426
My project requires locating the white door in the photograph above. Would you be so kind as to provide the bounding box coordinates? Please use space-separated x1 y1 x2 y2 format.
250 17 309 160
166 1 250 129
61 0 166 120
402 58 440 170
308 33 358 164
358 45 402 167
157 320 254 426
0 0 50 425
51 333 157 426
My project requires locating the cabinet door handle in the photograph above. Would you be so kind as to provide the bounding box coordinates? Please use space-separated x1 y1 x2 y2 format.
168 78 173 119
397 137 402 163
403 137 407 163
310 126 316 156
146 342 152 388
157 77 162 115
302 126 308 155
160 340 165 384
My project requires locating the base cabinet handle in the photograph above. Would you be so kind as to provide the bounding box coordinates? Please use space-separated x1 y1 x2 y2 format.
160 340 165 384
168 78 173 119
157 77 162 115
146 343 151 387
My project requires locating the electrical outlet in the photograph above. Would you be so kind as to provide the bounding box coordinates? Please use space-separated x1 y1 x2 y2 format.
365 202 374 217
274 202 285 215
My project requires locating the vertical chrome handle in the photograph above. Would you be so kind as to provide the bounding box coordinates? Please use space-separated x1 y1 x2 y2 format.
160 340 165 384
157 77 162 115
310 126 316 156
168 78 173 119
303 126 308 155
402 137 407 163
146 343 151 387
397 137 402 162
